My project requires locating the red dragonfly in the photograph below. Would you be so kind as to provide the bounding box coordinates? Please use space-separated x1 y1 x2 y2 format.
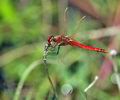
45 34 108 54
44 9 107 54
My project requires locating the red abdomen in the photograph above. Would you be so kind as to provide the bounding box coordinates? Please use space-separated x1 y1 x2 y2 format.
68 40 107 53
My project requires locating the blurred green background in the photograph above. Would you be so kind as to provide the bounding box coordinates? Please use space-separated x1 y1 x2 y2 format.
0 0 120 100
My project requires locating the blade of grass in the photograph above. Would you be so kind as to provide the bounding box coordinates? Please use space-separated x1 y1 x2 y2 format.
13 60 41 100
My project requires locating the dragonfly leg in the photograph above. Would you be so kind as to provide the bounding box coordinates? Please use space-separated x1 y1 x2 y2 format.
56 45 61 55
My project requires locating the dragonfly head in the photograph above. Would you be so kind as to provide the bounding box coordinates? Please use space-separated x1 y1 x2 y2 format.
44 35 55 52
47 35 55 45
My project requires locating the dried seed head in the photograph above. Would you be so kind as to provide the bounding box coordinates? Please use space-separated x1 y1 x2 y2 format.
109 49 117 56
61 83 73 96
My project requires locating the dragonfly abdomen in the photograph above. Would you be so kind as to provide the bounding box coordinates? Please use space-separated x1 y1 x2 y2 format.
68 40 107 53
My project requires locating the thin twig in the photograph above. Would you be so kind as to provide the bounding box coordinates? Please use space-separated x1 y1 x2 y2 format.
74 16 86 32
64 7 68 23
43 44 58 99
13 60 41 100
82 76 98 100
84 76 99 93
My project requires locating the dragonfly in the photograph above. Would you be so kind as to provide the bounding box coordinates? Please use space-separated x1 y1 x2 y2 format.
44 9 107 54
44 34 108 55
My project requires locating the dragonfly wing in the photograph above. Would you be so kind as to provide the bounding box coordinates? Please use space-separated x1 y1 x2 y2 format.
68 40 107 53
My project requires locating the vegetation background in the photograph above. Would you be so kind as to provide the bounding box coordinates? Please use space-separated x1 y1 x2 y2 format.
0 0 120 100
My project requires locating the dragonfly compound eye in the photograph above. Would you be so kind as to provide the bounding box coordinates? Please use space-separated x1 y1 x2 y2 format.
48 35 54 44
